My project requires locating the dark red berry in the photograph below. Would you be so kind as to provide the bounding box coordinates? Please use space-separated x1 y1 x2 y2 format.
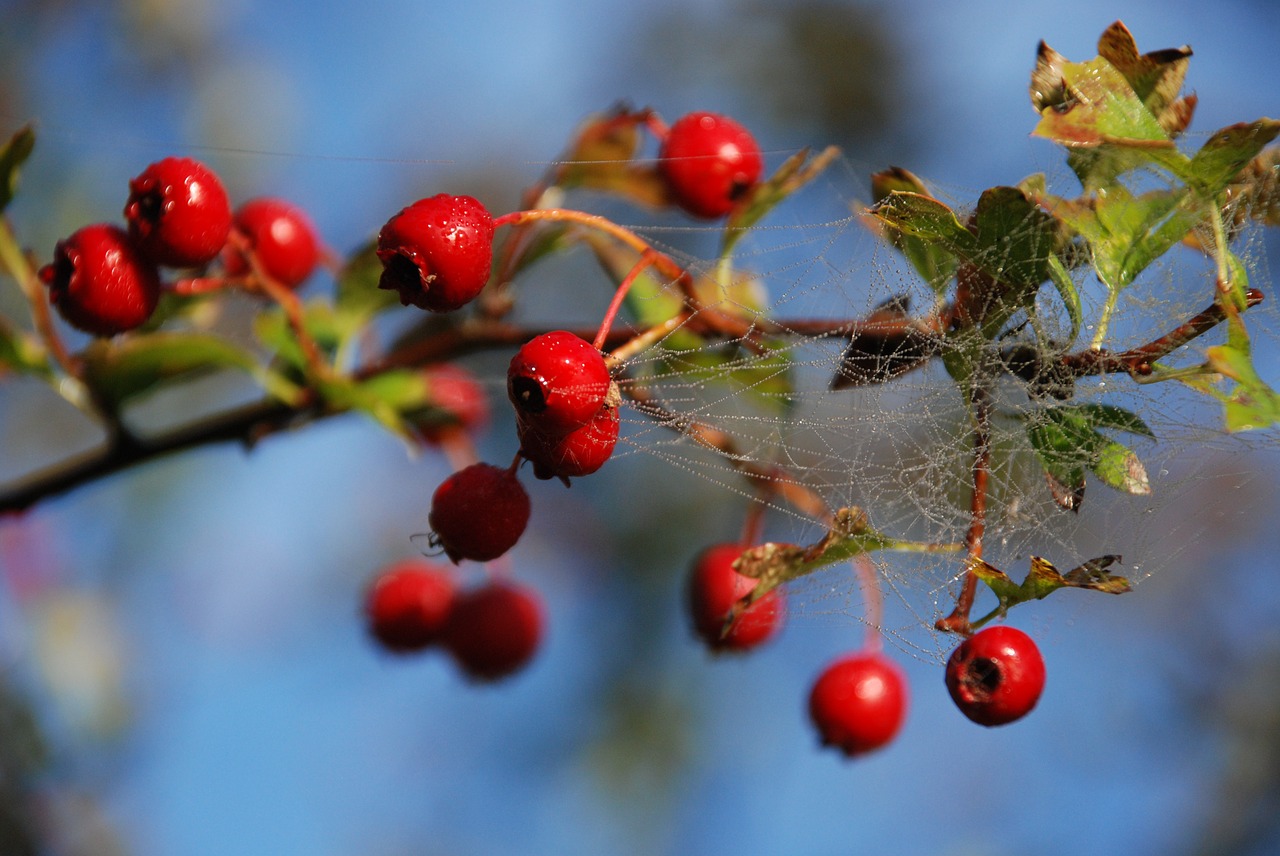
659 112 763 219
415 364 490 446
945 625 1045 727
444 580 542 681
427 463 530 563
365 560 456 653
222 197 321 288
687 543 785 652
809 652 908 757
508 331 612 432
517 404 619 481
39 224 161 336
124 156 232 267
376 194 494 312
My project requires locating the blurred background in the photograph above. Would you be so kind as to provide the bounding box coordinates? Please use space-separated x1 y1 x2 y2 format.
2 1 1280 854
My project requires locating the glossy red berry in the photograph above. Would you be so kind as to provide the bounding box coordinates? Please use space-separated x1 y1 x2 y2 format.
124 156 232 267
517 404 619 481
659 112 763 219
508 331 612 432
687 543 785 652
945 625 1045 727
444 580 543 681
809 652 908 757
415 364 490 446
222 197 321 288
376 194 494 312
39 224 161 336
427 463 530 563
365 560 456 653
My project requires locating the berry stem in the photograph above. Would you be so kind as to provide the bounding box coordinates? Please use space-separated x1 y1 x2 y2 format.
852 554 884 652
228 231 335 385
172 275 241 296
592 250 658 351
0 219 80 382
739 497 767 547
493 208 754 340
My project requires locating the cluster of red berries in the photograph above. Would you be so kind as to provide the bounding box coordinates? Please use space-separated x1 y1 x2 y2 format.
39 156 320 336
366 110 765 676
365 559 542 681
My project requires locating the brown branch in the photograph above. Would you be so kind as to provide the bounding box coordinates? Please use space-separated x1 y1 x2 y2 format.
1061 288 1265 378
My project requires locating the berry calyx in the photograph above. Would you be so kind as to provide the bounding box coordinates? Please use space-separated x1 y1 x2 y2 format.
365 560 456 653
517 404 619 481
508 331 612 432
687 543 785 652
444 580 543 681
376 194 494 312
427 463 530 563
809 652 908 757
414 364 490 446
659 112 763 219
944 625 1045 727
222 197 321 288
39 224 162 336
124 156 232 268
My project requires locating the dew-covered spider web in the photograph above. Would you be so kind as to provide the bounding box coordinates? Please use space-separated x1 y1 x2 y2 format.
545 147 1280 661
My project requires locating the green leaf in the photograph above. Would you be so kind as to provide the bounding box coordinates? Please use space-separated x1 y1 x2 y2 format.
1045 254 1082 342
0 124 35 213
1027 404 1153 501
321 369 427 439
867 168 959 295
1091 439 1151 495
970 185 1063 291
1186 120 1280 196
721 146 840 257
655 337 795 416
80 332 303 408
973 555 1130 618
1205 338 1280 431
335 239 401 316
0 318 50 379
254 300 358 372
870 191 978 258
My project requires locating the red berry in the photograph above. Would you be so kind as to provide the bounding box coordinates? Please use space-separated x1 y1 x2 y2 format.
444 580 542 681
365 560 456 653
508 331 612 432
415 363 490 446
39 224 161 336
124 156 231 267
222 197 321 288
659 112 763 219
809 653 908 757
427 463 530 563
376 194 494 312
518 404 619 481
687 543 785 652
945 626 1045 727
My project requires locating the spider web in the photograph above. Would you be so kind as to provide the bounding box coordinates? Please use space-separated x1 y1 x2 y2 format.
583 150 1280 660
